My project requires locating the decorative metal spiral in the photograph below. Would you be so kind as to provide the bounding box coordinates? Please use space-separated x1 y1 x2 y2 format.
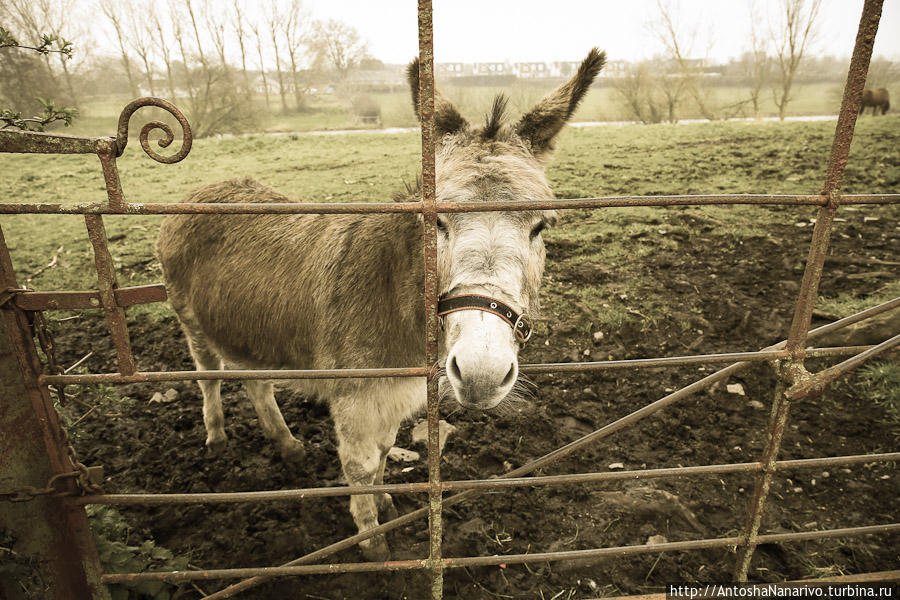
115 97 192 164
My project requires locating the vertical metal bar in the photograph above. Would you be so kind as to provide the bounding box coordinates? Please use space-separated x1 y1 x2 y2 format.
784 0 883 358
418 1 443 598
735 0 883 580
95 139 126 212
0 225 110 600
84 215 136 375
734 379 792 580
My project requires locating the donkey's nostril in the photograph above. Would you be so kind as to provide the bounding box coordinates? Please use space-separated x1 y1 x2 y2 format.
448 355 462 382
501 363 516 388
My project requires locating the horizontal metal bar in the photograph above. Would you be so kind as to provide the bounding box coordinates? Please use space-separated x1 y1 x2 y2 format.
613 571 900 600
201 299 900 598
776 452 900 470
2 194 898 216
0 130 106 154
788 333 900 400
74 452 900 506
443 524 900 569
42 366 429 385
36 346 871 386
99 523 900 583
0 201 425 215
14 284 167 311
440 194 899 212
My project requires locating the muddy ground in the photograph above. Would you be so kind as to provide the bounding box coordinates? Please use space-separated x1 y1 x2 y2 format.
54 206 898 599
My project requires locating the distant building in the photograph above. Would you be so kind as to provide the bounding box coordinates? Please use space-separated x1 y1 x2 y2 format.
549 61 581 78
437 62 466 77
514 62 547 78
602 60 630 78
473 62 509 75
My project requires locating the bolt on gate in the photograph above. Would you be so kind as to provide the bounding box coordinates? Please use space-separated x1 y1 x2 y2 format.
1 0 899 598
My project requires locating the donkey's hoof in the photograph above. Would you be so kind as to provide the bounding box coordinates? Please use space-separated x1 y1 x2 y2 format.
205 437 228 457
360 535 391 562
279 439 306 463
377 494 399 522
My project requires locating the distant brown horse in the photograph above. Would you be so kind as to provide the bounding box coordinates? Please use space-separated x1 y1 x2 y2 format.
860 88 890 115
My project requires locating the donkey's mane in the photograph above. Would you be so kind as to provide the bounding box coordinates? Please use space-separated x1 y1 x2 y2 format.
481 94 509 140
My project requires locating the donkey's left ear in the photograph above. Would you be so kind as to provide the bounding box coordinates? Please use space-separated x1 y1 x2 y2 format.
514 48 606 159
407 57 468 138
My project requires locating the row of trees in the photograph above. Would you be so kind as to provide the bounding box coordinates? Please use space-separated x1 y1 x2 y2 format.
614 0 830 123
1 0 373 136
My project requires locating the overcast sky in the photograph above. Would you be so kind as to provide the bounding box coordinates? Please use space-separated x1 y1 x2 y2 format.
304 0 900 64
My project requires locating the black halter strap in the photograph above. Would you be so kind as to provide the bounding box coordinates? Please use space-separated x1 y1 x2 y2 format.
437 293 533 344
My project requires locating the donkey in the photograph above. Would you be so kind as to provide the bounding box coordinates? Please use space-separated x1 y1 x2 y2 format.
860 88 890 115
156 48 605 560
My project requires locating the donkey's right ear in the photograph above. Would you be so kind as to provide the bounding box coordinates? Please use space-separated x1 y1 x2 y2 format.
407 57 468 138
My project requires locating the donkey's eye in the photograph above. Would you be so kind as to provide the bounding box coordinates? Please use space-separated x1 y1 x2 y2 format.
436 217 448 233
529 222 546 240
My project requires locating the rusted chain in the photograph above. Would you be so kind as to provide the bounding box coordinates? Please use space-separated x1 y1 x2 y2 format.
0 471 78 502
6 296 105 499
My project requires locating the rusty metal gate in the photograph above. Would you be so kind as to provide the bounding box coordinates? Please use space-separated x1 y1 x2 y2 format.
1 1 898 598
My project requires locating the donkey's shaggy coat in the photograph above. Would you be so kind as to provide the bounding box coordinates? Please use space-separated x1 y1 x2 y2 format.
157 48 605 560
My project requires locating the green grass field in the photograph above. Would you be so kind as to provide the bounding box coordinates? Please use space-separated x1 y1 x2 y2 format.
56 81 848 138
2 115 898 327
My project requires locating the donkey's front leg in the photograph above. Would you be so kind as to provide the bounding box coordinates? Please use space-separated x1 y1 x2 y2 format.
333 407 398 562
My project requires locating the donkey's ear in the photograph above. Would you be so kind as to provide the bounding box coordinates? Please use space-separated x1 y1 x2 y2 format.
514 48 606 159
407 57 468 138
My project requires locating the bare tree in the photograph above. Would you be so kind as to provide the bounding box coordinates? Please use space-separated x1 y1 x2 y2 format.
249 17 270 109
182 0 209 68
28 0 83 105
231 0 251 92
152 8 177 100
265 1 289 112
309 18 368 81
205 1 228 68
771 0 822 120
612 59 684 124
652 0 715 120
281 0 310 111
7 0 59 87
127 2 157 96
746 0 770 116
170 5 197 108
99 0 138 97
866 57 899 89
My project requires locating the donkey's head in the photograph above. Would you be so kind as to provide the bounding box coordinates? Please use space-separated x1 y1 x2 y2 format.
408 48 605 410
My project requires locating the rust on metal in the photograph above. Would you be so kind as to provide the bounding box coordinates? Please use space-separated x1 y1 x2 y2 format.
13 284 167 311
417 1 444 598
600 571 900 600
735 378 793 580
99 523 900 584
0 4 895 595
115 97 193 164
37 344 873 386
0 129 104 154
2 194 899 216
95 138 126 210
83 215 136 375
42 365 428 385
736 0 885 579
0 225 110 598
785 0 883 359
73 452 899 506
206 309 893 598
787 333 900 400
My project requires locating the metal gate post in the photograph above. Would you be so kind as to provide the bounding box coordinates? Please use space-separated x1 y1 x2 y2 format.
733 0 884 580
0 225 110 600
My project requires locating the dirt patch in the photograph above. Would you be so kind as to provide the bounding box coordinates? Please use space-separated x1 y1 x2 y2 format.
53 207 898 599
